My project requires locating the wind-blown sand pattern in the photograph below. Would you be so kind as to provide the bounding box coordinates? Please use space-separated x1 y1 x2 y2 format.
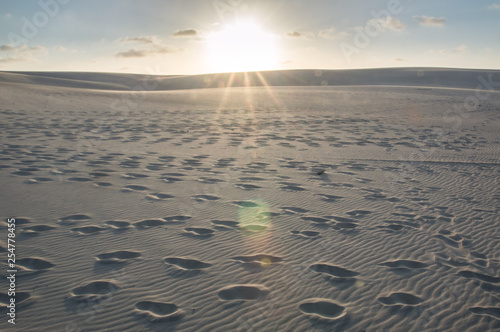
0 69 499 331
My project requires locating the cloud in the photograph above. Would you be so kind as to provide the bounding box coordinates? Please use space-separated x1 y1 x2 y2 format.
4 13 12 19
119 36 159 44
286 31 314 39
413 15 446 27
172 29 200 38
369 17 406 31
318 27 350 39
115 45 183 58
0 43 47 65
392 57 406 62
488 3 500 9
115 36 184 58
439 44 467 54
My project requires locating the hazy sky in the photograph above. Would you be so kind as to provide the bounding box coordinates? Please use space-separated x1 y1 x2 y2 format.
1 0 499 74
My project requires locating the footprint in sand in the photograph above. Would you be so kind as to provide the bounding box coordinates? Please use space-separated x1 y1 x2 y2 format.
378 292 423 306
299 298 347 321
96 251 141 264
58 214 91 225
17 257 55 271
164 215 191 224
235 183 261 190
71 226 106 235
105 220 132 230
21 224 56 236
211 220 239 229
134 219 166 228
282 207 309 214
193 194 220 202
121 185 150 192
69 280 119 303
0 292 31 308
163 257 212 270
135 300 184 322
121 173 149 180
217 284 269 301
183 227 214 237
469 307 500 319
94 182 113 187
145 193 174 201
291 230 321 238
231 254 282 268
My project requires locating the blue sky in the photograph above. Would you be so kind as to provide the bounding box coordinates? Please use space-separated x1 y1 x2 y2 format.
0 0 499 74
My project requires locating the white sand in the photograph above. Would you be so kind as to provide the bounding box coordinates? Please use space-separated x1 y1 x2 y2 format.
0 69 499 331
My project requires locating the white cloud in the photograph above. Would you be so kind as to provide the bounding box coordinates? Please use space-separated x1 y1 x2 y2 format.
392 57 406 62
172 29 200 38
369 17 406 31
413 15 446 27
286 31 314 39
4 13 12 19
0 43 47 65
488 3 500 9
439 44 467 54
318 27 350 39
115 36 184 58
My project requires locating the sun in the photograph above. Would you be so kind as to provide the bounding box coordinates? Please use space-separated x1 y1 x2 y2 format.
206 20 278 73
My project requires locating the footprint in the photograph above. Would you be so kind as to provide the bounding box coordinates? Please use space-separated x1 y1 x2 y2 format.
317 194 343 202
332 222 358 230
299 298 346 321
164 215 191 223
146 193 174 201
240 224 268 233
469 306 500 319
164 257 212 270
193 194 220 202
231 254 282 268
23 225 55 232
135 300 184 322
380 260 428 269
282 207 309 214
59 214 91 225
105 220 132 230
134 219 165 228
457 270 500 283
233 201 260 208
345 210 372 217
217 284 269 301
0 292 31 308
211 220 239 229
378 292 423 306
121 173 149 179
69 280 119 302
184 227 214 237
291 230 321 238
301 216 330 224
235 183 261 190
280 183 307 192
71 226 106 235
17 257 55 271
94 182 113 187
309 264 359 278
96 251 141 263
121 185 149 192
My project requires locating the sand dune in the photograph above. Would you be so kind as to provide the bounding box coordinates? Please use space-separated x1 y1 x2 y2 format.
1 67 499 91
0 68 499 331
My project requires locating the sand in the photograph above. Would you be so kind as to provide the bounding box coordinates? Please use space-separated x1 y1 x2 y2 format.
0 69 499 331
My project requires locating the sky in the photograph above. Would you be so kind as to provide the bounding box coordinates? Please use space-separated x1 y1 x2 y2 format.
0 0 499 75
